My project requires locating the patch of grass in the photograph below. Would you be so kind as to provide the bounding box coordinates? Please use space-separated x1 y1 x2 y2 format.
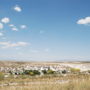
0 74 90 90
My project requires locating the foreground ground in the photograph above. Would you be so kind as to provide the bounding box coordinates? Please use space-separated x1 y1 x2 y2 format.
0 74 90 90
0 61 90 90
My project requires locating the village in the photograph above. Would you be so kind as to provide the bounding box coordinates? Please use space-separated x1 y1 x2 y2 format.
0 62 90 78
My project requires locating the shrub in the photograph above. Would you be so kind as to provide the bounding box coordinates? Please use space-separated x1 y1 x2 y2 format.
47 70 55 74
33 70 40 75
24 70 32 75
0 72 4 81
29 71 34 76
62 70 67 74
42 70 47 74
70 68 80 73
88 70 90 73
24 70 40 76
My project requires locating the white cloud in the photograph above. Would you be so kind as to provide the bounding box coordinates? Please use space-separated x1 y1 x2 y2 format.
9 24 18 31
0 41 29 48
13 5 22 12
9 24 15 27
77 16 90 25
11 27 18 31
20 25 27 29
0 23 3 29
0 32 4 36
1 17 10 24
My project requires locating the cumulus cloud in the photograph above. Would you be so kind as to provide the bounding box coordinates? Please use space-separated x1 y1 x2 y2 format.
0 23 3 29
20 25 27 29
9 24 18 31
9 24 15 27
11 27 18 31
13 5 22 12
1 17 10 24
0 41 29 48
77 16 90 25
0 32 4 36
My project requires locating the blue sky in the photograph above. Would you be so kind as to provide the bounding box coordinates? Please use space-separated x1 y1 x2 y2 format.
0 0 90 61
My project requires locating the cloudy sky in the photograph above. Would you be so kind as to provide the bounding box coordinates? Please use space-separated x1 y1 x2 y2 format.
0 0 90 61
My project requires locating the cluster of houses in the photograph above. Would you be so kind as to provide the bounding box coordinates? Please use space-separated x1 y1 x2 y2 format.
0 64 70 76
0 63 90 77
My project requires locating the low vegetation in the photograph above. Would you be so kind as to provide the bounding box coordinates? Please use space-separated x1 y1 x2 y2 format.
0 72 4 81
0 61 90 90
0 74 90 90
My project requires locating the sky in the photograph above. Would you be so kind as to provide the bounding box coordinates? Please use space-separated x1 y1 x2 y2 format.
0 0 90 61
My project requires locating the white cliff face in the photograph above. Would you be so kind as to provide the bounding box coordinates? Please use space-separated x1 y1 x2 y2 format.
61 63 90 71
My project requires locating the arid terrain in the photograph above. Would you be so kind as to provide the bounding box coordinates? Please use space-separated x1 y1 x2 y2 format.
0 61 90 90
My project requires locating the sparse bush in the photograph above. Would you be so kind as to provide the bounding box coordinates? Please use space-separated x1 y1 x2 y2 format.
9 71 13 75
24 70 40 76
0 72 4 81
29 71 34 76
33 70 40 75
47 70 55 74
88 70 90 73
62 70 67 74
42 69 55 74
24 70 31 75
42 70 47 74
70 68 80 73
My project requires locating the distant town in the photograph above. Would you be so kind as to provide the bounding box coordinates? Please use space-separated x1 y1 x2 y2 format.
0 61 90 78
